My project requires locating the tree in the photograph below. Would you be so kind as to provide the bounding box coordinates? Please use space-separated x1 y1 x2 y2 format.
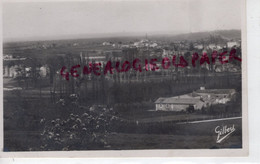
187 105 195 113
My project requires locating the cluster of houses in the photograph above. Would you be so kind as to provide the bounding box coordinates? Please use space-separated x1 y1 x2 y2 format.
102 38 240 51
3 65 49 78
3 55 49 78
194 41 240 50
155 87 236 112
102 39 159 49
3 37 241 80
3 54 27 61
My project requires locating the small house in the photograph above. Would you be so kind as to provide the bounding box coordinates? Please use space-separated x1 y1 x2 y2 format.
154 96 204 111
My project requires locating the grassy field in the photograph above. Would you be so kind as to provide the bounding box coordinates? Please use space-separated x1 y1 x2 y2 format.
4 116 242 151
105 118 242 150
3 78 242 151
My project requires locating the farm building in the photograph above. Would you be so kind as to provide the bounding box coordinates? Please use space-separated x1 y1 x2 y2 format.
154 88 236 111
193 88 236 105
154 96 205 112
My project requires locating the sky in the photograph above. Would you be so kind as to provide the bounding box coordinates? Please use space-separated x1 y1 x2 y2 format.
3 0 241 42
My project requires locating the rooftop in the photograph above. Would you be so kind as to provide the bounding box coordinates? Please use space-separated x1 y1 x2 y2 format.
195 89 235 94
155 97 202 105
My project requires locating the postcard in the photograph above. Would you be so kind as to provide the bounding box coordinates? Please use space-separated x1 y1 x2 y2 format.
0 0 248 157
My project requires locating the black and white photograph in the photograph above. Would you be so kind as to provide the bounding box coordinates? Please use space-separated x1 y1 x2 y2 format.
1 0 247 156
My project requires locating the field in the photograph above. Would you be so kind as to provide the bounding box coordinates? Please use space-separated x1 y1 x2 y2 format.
3 75 242 151
3 85 242 151
4 116 242 151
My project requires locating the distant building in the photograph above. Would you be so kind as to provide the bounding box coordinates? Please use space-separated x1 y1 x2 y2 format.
121 45 130 48
133 39 158 48
3 54 26 61
4 65 19 78
150 43 158 48
227 41 238 48
194 88 236 105
73 43 79 46
85 56 107 64
39 65 49 78
154 87 236 111
25 67 32 77
154 95 204 111
194 44 203 50
208 44 216 49
3 54 13 60
102 42 111 46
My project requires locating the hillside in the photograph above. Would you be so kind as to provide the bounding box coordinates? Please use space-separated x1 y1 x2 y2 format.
150 29 241 42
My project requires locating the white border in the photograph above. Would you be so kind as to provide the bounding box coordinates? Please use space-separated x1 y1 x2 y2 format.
0 0 250 159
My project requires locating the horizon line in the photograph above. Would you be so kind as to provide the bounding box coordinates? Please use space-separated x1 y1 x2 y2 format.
3 28 241 43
